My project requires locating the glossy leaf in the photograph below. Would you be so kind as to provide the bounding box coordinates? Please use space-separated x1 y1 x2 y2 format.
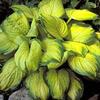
0 58 25 91
66 8 98 21
0 32 18 54
41 38 64 66
46 69 69 99
39 0 65 17
26 18 38 37
67 72 83 100
1 12 29 39
68 23 96 44
25 71 49 100
63 41 88 56
42 15 68 39
48 51 69 69
26 39 42 71
15 41 29 71
11 5 34 18
68 53 99 79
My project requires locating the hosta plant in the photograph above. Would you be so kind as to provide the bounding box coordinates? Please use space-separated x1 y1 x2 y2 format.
0 0 100 99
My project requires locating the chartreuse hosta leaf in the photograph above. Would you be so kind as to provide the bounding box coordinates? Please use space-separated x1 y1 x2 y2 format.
26 17 38 37
15 41 29 71
0 32 18 54
66 8 98 21
67 71 83 100
11 5 34 19
42 15 68 39
88 41 100 56
11 5 39 20
88 41 100 69
68 53 99 79
39 0 65 17
46 69 70 99
63 41 88 56
68 23 96 44
96 32 100 40
41 38 64 66
26 39 42 72
0 58 25 91
48 51 69 69
1 12 29 40
25 70 49 100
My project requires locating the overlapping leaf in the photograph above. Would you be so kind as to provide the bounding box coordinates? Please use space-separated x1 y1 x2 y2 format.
0 58 25 91
0 32 18 54
68 23 96 44
68 53 99 79
41 38 64 66
66 8 98 21
42 15 68 39
46 69 70 99
15 41 29 71
67 72 83 100
63 41 88 56
1 12 29 39
25 70 49 100
26 39 42 71
39 0 65 17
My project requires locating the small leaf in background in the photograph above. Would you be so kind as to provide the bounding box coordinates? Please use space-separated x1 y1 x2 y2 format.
15 41 29 71
26 39 42 72
66 8 98 21
93 17 100 25
81 0 96 9
1 12 29 39
11 4 34 18
39 0 65 17
42 15 68 39
46 69 70 99
25 71 49 100
25 0 40 7
41 38 64 66
67 71 83 100
63 41 88 56
0 58 25 91
26 18 38 37
70 0 79 8
68 23 96 44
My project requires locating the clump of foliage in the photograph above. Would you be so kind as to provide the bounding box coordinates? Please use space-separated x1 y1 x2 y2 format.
0 0 100 100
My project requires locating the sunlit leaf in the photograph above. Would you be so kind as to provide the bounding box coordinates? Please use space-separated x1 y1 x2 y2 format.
26 39 42 71
68 53 99 79
26 18 38 37
68 23 96 44
25 70 49 100
42 15 68 39
0 32 18 54
0 58 25 91
11 5 34 18
1 12 29 39
67 72 83 100
41 38 64 66
66 8 98 21
39 0 65 17
63 41 88 56
15 41 29 71
46 69 70 99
